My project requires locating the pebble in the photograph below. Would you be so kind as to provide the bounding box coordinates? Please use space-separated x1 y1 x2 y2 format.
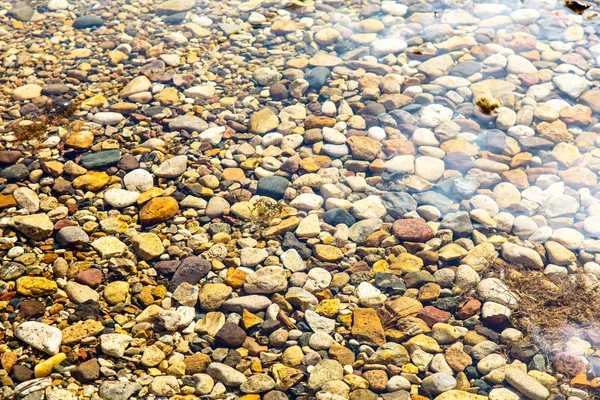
15 322 62 355
0 1 597 399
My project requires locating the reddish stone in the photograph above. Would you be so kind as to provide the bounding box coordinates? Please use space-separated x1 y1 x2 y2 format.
346 129 367 137
71 358 100 382
346 261 371 273
518 73 539 86
457 299 481 320
392 218 434 242
363 370 388 392
75 268 103 288
54 219 76 230
418 306 451 327
554 352 587 377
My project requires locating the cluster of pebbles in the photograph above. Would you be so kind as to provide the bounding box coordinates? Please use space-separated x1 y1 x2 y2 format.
1 0 600 399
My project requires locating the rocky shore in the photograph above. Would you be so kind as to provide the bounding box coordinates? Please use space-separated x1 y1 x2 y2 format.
0 0 600 399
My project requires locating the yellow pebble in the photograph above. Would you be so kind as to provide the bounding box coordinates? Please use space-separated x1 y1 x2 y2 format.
212 232 231 244
250 360 262 373
372 260 389 273
401 363 419 374
34 353 66 378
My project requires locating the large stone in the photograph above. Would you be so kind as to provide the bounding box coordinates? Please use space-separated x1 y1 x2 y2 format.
131 233 165 260
155 0 195 15
170 256 211 290
154 155 188 177
392 218 435 242
249 108 279 134
10 214 53 240
307 359 343 392
61 320 104 345
504 367 550 400
98 381 142 400
139 196 179 225
206 363 247 387
501 242 543 269
244 266 288 294
352 308 386 347
16 277 57 296
15 322 62 355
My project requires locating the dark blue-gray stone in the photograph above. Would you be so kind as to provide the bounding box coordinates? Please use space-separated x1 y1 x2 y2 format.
451 60 482 77
375 273 406 291
444 152 475 172
257 176 289 200
412 191 453 213
440 211 473 237
170 256 210 290
381 192 417 219
163 11 187 25
81 150 121 169
481 129 506 153
0 164 29 181
306 67 330 90
282 232 311 259
73 16 104 29
452 177 480 199
323 208 355 227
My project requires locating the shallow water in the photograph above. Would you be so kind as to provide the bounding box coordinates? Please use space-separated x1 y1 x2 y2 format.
2 0 600 399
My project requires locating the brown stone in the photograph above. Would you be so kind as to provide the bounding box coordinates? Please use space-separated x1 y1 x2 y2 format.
19 299 45 318
183 353 211 374
560 104 592 125
580 89 600 112
537 120 572 143
66 131 94 149
139 196 179 225
351 308 386 347
71 358 100 382
72 171 110 191
198 283 232 311
243 336 269 356
305 115 336 129
329 343 356 365
1 351 17 372
0 194 17 209
347 136 383 161
249 108 279 134
385 297 423 318
553 352 587 377
221 168 245 181
0 150 22 164
75 268 103 288
559 167 597 189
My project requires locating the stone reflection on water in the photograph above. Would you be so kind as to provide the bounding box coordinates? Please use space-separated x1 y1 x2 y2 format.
2 0 600 399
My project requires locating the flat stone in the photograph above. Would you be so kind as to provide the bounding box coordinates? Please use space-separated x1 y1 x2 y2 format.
15 322 62 355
